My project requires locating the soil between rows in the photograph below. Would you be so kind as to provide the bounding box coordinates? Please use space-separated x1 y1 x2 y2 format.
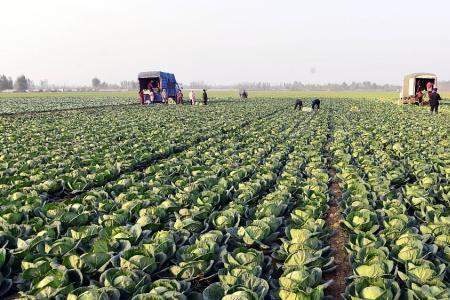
323 112 351 299
323 169 352 298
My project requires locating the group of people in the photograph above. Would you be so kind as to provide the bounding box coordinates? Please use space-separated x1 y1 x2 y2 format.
177 89 209 105
141 83 168 104
142 87 158 104
415 82 442 113
294 98 321 111
179 89 209 105
141 86 208 105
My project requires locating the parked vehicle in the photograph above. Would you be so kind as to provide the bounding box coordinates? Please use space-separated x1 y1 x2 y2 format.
399 73 437 105
138 71 179 104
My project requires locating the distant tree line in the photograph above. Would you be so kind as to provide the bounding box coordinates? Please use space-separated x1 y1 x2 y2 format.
276 81 400 92
0 75 13 91
189 81 211 89
0 75 140 92
91 77 120 90
188 81 402 92
0 74 34 92
91 78 139 90
120 81 139 90
2 74 449 92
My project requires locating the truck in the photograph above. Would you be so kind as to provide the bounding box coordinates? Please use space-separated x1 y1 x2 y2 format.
138 71 180 104
399 73 437 105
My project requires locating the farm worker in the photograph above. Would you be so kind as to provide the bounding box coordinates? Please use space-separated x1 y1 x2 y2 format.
416 90 424 105
202 89 208 105
429 88 441 114
143 89 151 104
162 89 168 103
294 99 303 110
426 82 433 92
312 99 321 111
176 90 184 104
139 90 144 105
189 90 196 105
149 90 155 103
243 90 248 99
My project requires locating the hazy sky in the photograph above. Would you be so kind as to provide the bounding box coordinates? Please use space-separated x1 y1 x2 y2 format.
1 0 449 86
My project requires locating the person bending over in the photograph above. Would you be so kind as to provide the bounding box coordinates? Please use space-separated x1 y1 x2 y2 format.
312 99 321 111
294 99 303 110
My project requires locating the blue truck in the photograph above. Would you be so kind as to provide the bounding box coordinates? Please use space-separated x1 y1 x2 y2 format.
138 71 179 104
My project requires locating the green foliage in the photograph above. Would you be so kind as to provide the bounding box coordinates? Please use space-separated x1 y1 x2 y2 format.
1 96 449 299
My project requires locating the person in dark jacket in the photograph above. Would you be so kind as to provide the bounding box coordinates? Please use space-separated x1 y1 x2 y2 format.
294 99 303 110
312 99 321 111
429 88 441 114
202 89 208 105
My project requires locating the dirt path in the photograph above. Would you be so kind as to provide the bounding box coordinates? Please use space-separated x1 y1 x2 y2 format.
323 113 351 299
323 168 351 298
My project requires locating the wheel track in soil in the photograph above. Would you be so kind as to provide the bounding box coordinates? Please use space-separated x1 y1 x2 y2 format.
323 112 352 299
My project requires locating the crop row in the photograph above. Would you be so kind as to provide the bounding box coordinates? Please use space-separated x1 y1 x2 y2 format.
200 114 332 300
3 97 448 299
0 101 285 200
1 110 280 244
330 101 450 299
269 121 333 300
0 95 136 115
16 120 274 298
1 107 312 298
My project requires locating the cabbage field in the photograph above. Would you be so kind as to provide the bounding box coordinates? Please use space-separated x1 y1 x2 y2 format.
0 95 135 114
0 94 450 300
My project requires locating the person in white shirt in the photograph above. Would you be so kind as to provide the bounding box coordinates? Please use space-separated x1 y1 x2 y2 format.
161 89 168 103
143 89 151 104
150 90 155 103
189 90 196 105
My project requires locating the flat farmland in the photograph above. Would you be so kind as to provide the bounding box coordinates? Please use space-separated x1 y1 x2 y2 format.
0 93 449 299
